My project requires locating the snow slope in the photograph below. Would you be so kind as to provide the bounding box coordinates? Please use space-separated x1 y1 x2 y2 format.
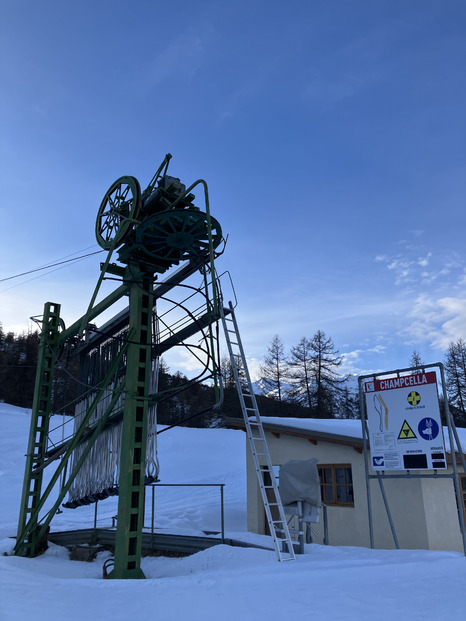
1 403 465 621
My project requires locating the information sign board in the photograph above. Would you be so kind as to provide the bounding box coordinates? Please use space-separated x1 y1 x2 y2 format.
364 371 446 471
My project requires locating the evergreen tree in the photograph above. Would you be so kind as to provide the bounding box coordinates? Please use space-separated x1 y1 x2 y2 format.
52 343 80 416
309 330 347 418
220 355 236 390
444 339 466 427
214 356 241 421
338 385 360 419
0 328 40 407
288 337 314 410
409 350 424 373
156 357 171 393
260 335 288 413
288 331 347 417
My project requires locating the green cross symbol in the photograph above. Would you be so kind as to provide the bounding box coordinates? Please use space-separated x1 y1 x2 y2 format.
407 391 421 406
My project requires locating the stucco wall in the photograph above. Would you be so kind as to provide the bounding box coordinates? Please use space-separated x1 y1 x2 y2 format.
421 472 464 551
368 472 428 549
246 430 464 552
247 431 372 548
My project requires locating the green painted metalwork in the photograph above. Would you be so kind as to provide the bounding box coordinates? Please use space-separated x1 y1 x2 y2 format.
96 176 141 250
16 303 62 557
15 154 225 579
14 339 129 556
141 153 172 203
108 268 154 579
134 209 222 263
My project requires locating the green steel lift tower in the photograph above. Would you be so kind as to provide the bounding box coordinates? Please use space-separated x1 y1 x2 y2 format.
14 154 224 578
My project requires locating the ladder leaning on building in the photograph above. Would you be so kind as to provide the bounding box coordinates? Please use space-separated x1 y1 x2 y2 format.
221 301 295 562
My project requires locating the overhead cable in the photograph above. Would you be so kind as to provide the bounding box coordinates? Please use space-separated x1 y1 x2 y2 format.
0 250 105 283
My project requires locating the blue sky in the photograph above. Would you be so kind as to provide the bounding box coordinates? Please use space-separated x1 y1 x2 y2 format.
1 0 465 379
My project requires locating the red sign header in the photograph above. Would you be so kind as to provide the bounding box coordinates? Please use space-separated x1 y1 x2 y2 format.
364 371 437 393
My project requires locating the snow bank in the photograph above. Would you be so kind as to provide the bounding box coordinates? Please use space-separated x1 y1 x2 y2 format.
1 403 465 621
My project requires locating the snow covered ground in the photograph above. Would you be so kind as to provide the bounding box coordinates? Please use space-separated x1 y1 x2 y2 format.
1 402 465 620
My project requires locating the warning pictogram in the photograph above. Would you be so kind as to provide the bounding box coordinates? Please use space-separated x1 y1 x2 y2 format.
407 391 421 406
418 417 440 441
398 420 417 440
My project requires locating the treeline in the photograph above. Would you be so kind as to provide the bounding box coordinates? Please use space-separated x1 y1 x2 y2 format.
442 340 466 427
0 325 222 424
0 324 289 426
0 323 328 425
257 333 466 427
0 325 81 413
0 327 40 408
258 331 357 419
127 359 310 428
1 323 465 427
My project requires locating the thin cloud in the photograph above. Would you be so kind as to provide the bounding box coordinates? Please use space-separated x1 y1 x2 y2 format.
148 35 204 86
377 255 417 285
303 18 417 107
304 71 365 106
216 55 283 122
406 295 466 350
417 253 432 268
375 250 464 289
341 345 387 375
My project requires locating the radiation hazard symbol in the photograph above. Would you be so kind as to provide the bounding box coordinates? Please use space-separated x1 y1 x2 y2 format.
398 420 417 441
407 391 421 406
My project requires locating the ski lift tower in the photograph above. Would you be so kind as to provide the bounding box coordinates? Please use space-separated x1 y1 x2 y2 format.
15 153 296 578
15 154 223 578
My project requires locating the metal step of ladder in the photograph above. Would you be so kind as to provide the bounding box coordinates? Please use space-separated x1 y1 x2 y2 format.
220 301 295 562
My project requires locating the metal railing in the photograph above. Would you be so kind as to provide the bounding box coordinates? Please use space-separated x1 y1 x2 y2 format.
145 483 226 546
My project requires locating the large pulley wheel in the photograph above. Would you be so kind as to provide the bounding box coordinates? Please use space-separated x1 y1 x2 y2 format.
135 209 222 262
96 176 141 249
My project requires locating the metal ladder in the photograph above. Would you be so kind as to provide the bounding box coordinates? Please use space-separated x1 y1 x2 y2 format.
220 301 295 561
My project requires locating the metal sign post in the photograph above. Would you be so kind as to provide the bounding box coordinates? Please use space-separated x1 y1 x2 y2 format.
364 371 446 471
359 363 466 555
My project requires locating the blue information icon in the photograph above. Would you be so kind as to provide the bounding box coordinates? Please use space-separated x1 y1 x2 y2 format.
418 417 439 441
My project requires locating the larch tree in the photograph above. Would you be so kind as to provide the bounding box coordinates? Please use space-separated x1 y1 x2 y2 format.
409 350 424 373
220 355 236 390
444 339 466 427
260 335 288 413
288 336 314 410
309 330 348 418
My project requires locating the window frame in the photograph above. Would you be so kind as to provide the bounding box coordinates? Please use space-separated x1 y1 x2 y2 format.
318 464 355 507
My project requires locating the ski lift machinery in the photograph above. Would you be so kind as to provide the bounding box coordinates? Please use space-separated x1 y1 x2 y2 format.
15 154 295 578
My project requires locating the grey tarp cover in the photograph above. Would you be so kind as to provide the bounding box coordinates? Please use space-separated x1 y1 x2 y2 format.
279 458 321 507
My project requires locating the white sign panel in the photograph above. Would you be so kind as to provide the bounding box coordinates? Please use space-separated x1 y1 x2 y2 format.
364 371 446 471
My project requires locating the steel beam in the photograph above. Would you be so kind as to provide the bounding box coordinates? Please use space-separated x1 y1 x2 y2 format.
16 302 62 557
108 266 153 579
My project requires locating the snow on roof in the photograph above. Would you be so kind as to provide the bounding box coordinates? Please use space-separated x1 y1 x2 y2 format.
259 416 466 454
260 417 363 441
